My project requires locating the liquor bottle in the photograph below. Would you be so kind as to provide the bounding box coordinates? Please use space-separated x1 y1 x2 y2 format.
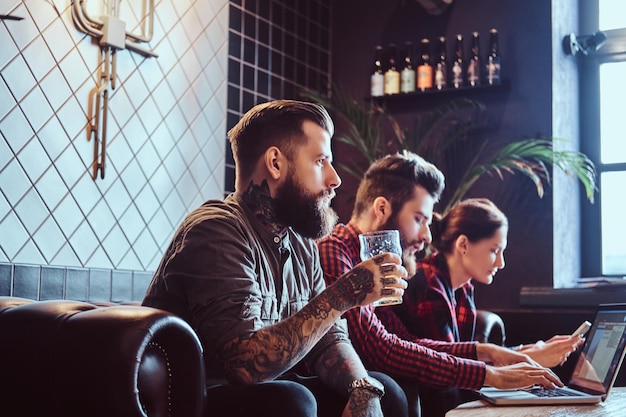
486 28 501 85
434 36 447 90
384 44 400 95
467 31 481 87
417 38 433 91
370 45 384 97
400 41 416 93
451 34 464 88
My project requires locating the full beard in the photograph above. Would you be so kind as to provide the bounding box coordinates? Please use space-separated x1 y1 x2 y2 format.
274 175 338 240
381 217 419 277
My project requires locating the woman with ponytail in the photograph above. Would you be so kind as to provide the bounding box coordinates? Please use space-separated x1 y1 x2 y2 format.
387 198 582 367
392 198 508 343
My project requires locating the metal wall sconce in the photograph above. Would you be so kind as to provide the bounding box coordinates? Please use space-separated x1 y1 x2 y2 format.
71 0 157 180
563 31 607 56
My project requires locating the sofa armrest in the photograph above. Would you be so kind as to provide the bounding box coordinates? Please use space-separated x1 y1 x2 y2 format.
0 296 206 417
475 309 506 346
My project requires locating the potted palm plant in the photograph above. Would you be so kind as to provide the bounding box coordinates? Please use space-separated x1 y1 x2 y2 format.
301 86 596 214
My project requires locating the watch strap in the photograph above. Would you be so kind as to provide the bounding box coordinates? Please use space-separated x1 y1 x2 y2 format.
347 376 385 397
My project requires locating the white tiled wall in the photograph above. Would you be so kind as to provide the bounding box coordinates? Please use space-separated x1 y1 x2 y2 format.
0 0 228 272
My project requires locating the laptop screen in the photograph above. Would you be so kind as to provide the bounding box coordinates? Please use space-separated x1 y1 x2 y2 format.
569 307 626 395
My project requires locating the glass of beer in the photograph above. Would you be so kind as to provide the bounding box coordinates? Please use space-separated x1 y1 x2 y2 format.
358 229 403 307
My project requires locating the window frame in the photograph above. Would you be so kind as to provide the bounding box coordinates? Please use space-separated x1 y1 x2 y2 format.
579 1 626 277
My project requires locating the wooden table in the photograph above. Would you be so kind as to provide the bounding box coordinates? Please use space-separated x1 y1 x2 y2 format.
445 387 626 417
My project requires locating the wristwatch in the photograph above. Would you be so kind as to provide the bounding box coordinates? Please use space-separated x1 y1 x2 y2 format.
347 376 385 398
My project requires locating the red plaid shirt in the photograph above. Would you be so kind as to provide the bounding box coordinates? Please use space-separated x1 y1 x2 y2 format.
389 253 477 343
317 222 486 389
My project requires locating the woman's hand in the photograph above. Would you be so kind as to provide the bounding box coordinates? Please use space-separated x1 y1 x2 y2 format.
520 335 585 368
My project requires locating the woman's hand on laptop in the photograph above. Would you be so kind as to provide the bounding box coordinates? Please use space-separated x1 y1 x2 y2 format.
484 362 564 390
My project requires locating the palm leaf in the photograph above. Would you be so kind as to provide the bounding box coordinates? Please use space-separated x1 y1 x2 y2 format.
444 139 597 213
300 86 596 208
402 98 488 159
300 86 404 179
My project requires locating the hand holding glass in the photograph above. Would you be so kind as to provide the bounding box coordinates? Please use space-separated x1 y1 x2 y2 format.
359 230 404 306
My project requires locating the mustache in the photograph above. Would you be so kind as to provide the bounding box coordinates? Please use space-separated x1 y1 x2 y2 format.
318 190 336 203
404 238 427 249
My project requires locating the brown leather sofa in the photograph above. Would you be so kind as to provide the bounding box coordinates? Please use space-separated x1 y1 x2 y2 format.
0 296 206 417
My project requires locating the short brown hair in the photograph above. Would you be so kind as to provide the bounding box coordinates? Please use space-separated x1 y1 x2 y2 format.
227 100 334 182
352 151 445 218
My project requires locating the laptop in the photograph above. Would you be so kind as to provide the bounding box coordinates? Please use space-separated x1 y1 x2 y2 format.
478 305 626 405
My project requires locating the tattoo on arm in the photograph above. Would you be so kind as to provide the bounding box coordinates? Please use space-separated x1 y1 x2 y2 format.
327 267 374 311
220 294 339 384
349 388 379 414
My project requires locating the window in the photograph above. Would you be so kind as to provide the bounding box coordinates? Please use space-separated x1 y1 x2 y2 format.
580 0 626 276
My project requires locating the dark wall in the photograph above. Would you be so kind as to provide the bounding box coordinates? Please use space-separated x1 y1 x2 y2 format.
330 0 557 310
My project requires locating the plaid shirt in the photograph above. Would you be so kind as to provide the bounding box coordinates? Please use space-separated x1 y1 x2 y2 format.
317 222 486 390
390 253 477 344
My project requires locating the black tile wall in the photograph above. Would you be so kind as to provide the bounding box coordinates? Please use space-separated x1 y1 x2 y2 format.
224 0 333 194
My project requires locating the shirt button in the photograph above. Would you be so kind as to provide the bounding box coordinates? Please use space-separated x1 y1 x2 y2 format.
273 236 280 244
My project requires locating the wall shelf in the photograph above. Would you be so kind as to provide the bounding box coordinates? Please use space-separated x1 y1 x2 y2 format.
520 285 626 308
367 78 511 105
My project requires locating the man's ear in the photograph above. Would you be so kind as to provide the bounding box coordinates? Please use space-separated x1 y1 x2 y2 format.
265 146 284 180
373 196 392 223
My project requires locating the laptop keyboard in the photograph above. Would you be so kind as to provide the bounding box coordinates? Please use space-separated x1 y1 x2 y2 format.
525 387 584 397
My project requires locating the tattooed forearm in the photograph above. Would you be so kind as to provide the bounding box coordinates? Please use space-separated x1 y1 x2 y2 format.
314 342 363 386
349 388 380 415
314 342 381 414
221 294 343 384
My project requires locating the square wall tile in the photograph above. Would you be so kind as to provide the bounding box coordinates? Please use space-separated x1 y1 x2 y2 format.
12 264 40 300
65 267 88 301
0 263 12 296
40 266 65 300
88 268 111 302
111 269 133 303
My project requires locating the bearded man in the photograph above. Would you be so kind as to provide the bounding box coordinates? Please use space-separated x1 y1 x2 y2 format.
317 152 570 417
142 100 410 417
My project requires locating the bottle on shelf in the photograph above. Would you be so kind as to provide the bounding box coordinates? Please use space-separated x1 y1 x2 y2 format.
384 44 400 95
451 34 464 88
486 28 501 85
467 31 481 87
417 38 433 91
370 45 385 97
434 36 447 90
400 41 416 93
